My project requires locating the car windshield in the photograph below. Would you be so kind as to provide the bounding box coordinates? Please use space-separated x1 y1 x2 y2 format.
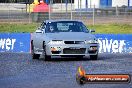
45 21 89 33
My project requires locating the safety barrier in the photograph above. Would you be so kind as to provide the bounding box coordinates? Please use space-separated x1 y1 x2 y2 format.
0 33 131 53
0 33 30 52
95 34 132 53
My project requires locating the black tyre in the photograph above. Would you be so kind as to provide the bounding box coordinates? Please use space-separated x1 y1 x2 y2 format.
45 55 51 61
90 54 98 60
31 41 40 59
41 41 51 61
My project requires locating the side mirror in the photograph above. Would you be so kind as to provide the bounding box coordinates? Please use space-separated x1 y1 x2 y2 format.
44 22 46 25
35 30 43 33
89 29 95 33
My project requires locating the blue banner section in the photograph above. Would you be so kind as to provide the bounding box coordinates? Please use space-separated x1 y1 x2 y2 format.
0 33 30 52
0 33 132 53
95 34 132 53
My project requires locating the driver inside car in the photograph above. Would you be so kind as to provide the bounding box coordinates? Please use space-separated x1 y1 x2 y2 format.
49 26 54 32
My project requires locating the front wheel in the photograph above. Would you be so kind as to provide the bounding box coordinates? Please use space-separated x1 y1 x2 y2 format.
90 54 98 60
41 41 51 61
31 41 40 59
41 50 51 61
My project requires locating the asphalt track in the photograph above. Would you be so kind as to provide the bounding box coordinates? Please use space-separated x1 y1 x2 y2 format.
0 53 132 88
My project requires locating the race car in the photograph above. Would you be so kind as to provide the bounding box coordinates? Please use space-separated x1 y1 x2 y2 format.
31 20 99 60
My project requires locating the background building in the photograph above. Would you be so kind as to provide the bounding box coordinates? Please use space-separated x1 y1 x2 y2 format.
74 0 132 9
1 0 131 9
128 0 132 6
112 0 128 7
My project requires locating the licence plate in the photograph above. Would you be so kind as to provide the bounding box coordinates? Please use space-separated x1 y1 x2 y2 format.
70 47 80 49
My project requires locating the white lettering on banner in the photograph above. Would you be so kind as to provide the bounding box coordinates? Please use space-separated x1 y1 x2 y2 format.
98 39 125 53
112 40 118 53
6 38 11 50
0 38 16 51
0 39 5 49
102 39 113 52
119 40 126 53
11 39 16 50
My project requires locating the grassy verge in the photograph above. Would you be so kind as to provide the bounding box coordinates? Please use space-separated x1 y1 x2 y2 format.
0 23 39 33
0 23 132 34
88 24 132 34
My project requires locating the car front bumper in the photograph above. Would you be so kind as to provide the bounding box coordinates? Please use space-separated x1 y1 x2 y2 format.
45 43 98 56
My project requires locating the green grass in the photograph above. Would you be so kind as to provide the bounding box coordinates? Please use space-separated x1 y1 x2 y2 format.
0 23 39 33
88 23 132 34
0 23 132 34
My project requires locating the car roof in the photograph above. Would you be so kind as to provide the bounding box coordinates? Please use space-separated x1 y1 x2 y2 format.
45 19 82 24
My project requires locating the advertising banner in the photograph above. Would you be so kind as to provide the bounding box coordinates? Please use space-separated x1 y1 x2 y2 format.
95 34 132 53
0 33 30 52
0 33 131 53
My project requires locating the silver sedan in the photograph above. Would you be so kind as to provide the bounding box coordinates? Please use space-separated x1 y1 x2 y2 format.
31 20 99 61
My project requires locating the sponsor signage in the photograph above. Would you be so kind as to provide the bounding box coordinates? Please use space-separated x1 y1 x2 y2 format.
76 66 131 84
0 33 131 53
95 34 132 53
0 33 30 52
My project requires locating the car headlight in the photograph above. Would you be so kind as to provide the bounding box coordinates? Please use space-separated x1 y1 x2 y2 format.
85 40 98 44
49 40 64 45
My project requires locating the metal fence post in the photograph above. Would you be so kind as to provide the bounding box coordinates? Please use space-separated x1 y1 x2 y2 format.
116 5 119 17
61 0 62 11
49 0 51 20
71 0 72 20
80 0 82 19
90 0 91 8
66 0 68 17
28 4 31 23
93 5 95 25
8 5 10 23
8 3 10 24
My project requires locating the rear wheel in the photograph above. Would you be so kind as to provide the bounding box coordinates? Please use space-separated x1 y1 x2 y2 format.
31 41 40 59
90 54 98 60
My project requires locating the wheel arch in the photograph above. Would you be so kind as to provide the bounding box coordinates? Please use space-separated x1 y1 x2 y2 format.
30 40 33 53
42 41 46 50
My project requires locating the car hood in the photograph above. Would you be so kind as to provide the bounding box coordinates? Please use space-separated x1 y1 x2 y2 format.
45 32 96 41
